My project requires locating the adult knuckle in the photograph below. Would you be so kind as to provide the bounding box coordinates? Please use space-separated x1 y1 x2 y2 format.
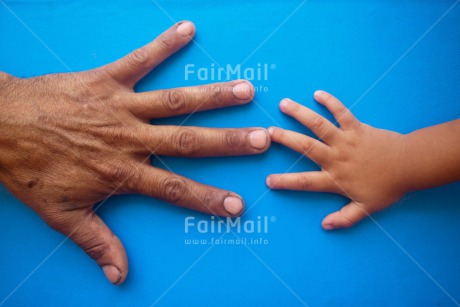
161 176 187 203
174 128 198 156
51 215 113 261
104 164 136 187
224 130 244 148
129 48 149 68
106 128 139 148
65 77 110 104
157 33 173 52
164 90 186 113
84 240 111 261
209 87 223 105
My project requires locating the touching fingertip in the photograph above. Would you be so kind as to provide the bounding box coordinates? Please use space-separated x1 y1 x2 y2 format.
223 196 244 216
177 21 195 36
249 129 269 150
266 176 273 188
233 81 253 100
102 265 122 285
267 127 275 137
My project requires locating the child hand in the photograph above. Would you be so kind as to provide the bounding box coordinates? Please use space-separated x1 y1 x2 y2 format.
267 90 409 230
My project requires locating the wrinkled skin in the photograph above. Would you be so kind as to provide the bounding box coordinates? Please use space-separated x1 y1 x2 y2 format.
0 21 270 284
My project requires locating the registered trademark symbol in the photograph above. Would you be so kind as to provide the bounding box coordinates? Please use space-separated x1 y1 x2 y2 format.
270 216 276 223
270 64 276 70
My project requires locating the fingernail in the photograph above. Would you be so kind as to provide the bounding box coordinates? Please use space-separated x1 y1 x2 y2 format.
177 21 194 36
266 176 272 188
267 127 275 136
249 129 268 149
223 196 244 215
314 90 324 98
233 82 253 100
323 223 334 230
102 265 122 285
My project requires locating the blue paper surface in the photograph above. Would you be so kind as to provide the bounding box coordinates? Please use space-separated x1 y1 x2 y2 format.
1 0 460 306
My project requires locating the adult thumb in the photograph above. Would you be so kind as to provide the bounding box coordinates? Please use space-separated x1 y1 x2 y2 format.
50 210 128 285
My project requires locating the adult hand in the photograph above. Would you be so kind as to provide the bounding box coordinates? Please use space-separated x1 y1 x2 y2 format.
266 91 408 230
0 21 270 284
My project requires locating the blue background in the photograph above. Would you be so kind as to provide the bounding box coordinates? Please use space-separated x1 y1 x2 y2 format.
1 0 460 306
